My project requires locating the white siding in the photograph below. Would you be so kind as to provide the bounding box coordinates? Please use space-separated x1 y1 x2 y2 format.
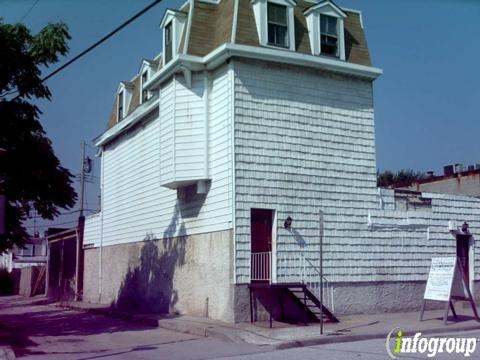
84 65 233 247
233 59 480 284
160 74 208 187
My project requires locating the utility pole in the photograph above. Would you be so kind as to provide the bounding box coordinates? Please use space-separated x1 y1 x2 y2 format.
75 141 89 301
79 141 86 217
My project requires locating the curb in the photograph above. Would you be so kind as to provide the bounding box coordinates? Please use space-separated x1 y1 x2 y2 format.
57 302 245 343
55 302 480 349
274 323 480 350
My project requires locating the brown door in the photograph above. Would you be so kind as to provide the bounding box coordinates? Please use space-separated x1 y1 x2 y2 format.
456 234 470 284
251 209 273 282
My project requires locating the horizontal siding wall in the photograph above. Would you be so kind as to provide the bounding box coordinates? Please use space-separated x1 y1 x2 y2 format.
84 65 233 247
233 59 480 284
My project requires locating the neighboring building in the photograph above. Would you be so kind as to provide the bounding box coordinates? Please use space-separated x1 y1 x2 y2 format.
0 236 47 273
84 0 480 322
395 165 480 197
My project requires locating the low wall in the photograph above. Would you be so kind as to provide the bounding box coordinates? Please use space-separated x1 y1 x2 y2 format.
83 230 235 322
331 280 480 315
233 280 480 323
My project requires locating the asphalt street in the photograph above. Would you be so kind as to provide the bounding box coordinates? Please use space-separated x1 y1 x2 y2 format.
1 296 480 360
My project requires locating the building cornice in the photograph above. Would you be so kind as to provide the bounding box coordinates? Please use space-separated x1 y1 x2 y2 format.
94 98 159 147
103 44 382 146
145 43 383 91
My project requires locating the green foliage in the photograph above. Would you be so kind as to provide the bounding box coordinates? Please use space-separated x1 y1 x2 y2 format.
0 20 76 252
377 169 426 188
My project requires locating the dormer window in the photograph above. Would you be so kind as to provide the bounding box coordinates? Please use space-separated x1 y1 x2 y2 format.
141 71 149 103
251 0 296 51
160 9 187 66
118 91 124 121
164 22 173 63
320 14 338 56
304 1 346 60
138 58 159 104
116 81 133 122
267 3 288 47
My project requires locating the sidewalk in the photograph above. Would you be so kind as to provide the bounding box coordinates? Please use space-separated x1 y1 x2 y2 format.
59 300 480 349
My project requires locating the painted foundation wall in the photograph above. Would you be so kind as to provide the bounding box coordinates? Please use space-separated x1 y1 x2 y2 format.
83 230 235 322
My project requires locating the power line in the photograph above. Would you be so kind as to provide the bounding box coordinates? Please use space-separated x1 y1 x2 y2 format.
18 0 40 23
42 0 162 83
4 0 163 99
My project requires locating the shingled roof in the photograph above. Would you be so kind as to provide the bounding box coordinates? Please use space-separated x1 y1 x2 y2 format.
187 0 371 65
106 0 372 130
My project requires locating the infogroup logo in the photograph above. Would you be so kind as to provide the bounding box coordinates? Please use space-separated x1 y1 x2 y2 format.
385 328 478 359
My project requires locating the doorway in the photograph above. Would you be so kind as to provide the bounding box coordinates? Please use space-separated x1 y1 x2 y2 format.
456 234 471 286
250 209 274 282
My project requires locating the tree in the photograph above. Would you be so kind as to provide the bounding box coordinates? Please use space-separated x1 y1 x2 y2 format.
0 20 77 252
377 169 426 188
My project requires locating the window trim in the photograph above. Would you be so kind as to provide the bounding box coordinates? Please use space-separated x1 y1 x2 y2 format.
141 70 150 104
160 10 187 67
117 90 124 122
319 14 339 57
251 0 296 51
267 3 289 48
304 2 346 60
164 21 173 64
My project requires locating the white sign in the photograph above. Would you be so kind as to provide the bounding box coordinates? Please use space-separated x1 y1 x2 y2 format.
424 257 456 301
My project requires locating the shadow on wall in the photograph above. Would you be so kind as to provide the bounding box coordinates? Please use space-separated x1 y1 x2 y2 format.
114 206 187 314
287 228 306 248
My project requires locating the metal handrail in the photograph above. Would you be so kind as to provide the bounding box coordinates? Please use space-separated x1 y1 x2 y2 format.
251 251 271 282
276 252 335 313
304 256 329 282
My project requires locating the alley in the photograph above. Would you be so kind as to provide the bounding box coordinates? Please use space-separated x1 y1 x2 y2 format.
0 296 265 359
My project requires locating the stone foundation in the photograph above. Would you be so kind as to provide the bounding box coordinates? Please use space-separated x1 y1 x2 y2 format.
329 280 480 315
83 230 235 322
83 237 480 323
233 280 480 323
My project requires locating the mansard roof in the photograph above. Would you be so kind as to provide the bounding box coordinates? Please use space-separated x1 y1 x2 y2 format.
104 0 373 130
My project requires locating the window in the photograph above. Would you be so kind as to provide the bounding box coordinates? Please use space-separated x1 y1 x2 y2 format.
118 91 124 121
267 3 288 47
320 14 338 56
165 22 173 63
303 3 345 59
141 71 149 103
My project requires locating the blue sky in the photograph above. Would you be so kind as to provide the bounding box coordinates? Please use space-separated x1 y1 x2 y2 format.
2 0 479 232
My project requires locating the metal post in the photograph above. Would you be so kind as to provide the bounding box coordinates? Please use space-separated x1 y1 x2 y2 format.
79 141 86 218
75 141 86 301
319 210 324 335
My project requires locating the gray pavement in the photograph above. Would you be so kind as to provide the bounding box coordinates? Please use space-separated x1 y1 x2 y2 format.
63 298 480 348
214 330 480 360
2 295 480 359
0 296 266 359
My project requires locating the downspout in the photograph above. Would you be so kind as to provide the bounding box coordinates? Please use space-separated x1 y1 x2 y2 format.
98 147 104 302
229 61 237 284
203 71 210 181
